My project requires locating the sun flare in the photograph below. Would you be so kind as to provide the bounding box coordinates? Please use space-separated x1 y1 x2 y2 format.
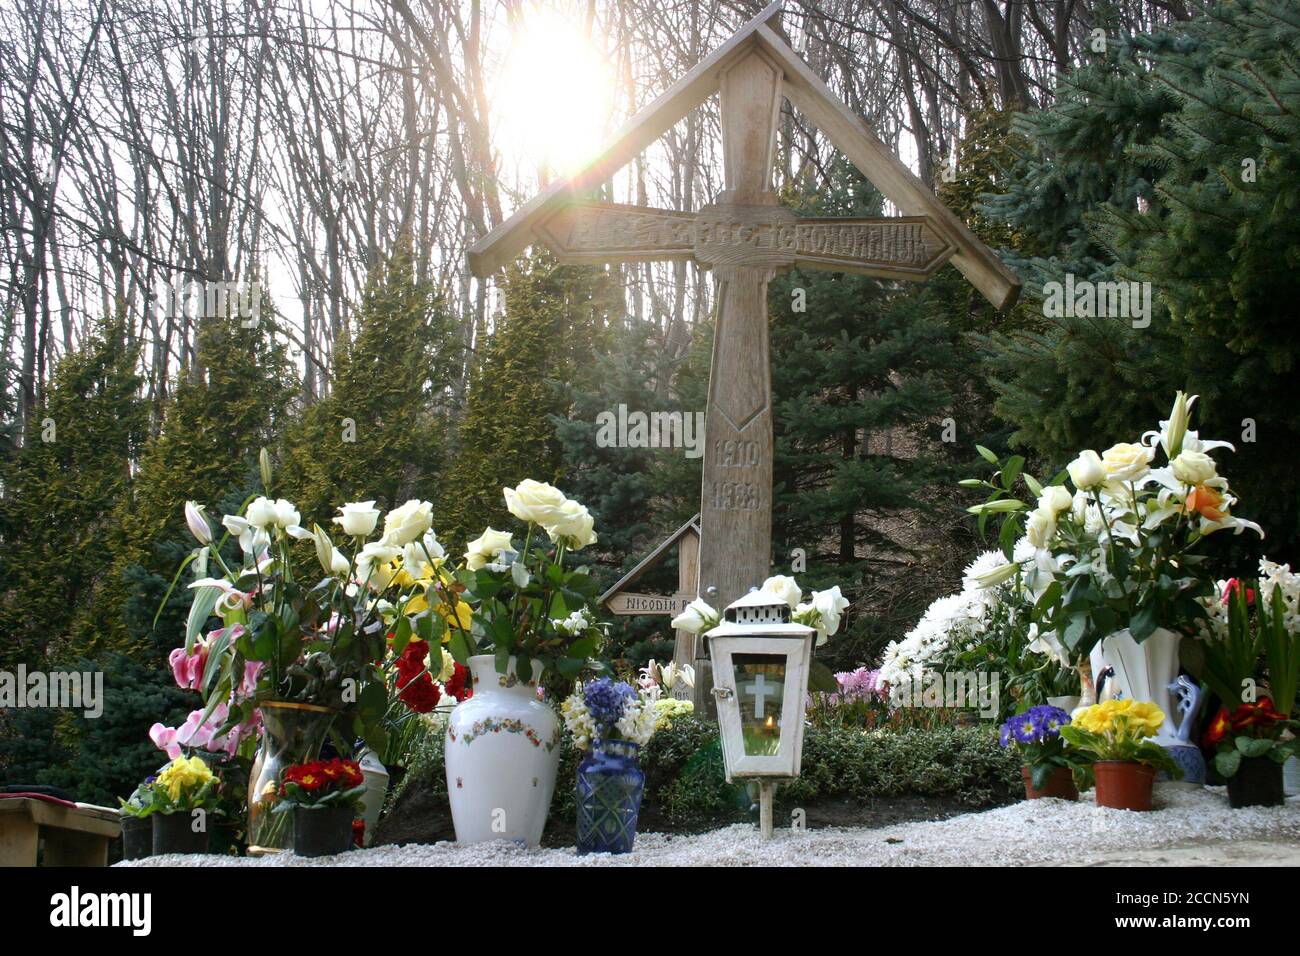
491 9 617 179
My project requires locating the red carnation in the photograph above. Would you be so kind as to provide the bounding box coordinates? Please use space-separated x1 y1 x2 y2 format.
444 662 472 703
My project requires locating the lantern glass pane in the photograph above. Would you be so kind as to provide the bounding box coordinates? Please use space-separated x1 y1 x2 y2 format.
732 653 787 756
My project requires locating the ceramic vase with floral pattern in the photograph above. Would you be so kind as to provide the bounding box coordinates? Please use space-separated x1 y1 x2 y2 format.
445 655 560 846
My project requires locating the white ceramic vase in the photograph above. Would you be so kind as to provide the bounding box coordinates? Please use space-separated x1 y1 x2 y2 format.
1088 627 1181 744
356 748 389 846
445 655 561 846
1047 695 1080 714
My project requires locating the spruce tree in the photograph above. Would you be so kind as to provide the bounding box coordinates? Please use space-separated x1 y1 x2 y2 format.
981 0 1300 556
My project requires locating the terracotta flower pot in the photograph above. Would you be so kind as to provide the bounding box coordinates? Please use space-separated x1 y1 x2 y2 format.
1093 760 1155 811
1022 765 1078 801
1226 756 1285 809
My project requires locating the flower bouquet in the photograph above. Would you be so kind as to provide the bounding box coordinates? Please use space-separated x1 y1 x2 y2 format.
447 479 609 686
999 705 1079 800
145 756 219 854
1060 700 1181 810
271 758 366 856
562 678 659 854
964 393 1261 711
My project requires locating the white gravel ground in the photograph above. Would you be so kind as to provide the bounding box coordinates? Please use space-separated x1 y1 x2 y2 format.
121 785 1300 867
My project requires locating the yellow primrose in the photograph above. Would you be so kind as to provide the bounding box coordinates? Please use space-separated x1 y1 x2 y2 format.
156 755 214 802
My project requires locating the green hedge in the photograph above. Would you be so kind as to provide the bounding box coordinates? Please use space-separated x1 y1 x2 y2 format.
387 717 1022 841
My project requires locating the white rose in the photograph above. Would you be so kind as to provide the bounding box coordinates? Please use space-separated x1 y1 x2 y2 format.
1100 442 1154 483
356 542 402 590
760 574 802 609
809 586 850 645
1067 450 1106 490
544 499 598 550
503 479 567 526
466 527 514 571
671 598 719 635
1171 450 1217 486
329 548 350 575
333 500 380 537
1037 485 1072 514
402 541 434 579
380 499 434 546
1025 507 1057 549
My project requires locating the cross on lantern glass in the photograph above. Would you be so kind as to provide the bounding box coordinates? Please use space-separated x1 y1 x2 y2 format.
706 589 815 836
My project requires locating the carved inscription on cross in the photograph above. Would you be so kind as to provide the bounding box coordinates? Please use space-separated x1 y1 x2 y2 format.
467 1 1020 616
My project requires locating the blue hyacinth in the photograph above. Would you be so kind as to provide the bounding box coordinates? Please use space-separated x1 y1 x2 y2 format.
583 677 637 726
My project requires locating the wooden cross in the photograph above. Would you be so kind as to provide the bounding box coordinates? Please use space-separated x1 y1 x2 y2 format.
469 1 1018 617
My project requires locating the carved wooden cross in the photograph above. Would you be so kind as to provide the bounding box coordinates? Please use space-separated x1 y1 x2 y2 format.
469 1 1019 616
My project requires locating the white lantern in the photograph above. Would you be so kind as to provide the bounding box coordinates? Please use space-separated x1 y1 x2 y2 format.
705 589 815 837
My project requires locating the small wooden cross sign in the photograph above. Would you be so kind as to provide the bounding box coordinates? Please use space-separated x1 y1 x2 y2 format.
598 515 701 701
469 1 1020 613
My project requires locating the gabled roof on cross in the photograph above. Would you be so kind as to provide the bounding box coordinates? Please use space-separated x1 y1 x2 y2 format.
468 0 1020 309
598 513 701 607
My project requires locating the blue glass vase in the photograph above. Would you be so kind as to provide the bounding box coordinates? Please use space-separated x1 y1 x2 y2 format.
576 739 645 855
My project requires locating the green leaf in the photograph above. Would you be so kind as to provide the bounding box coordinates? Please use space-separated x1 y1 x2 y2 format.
1235 736 1273 758
556 656 585 677
1021 473 1044 497
1001 455 1025 491
391 616 412 656
976 444 998 464
1129 603 1158 643
447 629 474 665
1215 749 1242 778
185 585 223 652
